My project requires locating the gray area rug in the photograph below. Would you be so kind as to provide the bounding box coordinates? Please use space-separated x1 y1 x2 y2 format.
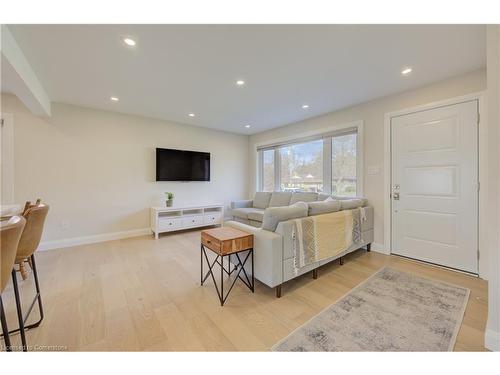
272 267 469 351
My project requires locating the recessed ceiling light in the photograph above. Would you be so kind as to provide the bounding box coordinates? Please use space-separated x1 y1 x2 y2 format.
245 125 251 128
188 113 195 117
110 96 119 102
302 104 310 109
236 80 245 86
401 67 413 75
123 38 136 47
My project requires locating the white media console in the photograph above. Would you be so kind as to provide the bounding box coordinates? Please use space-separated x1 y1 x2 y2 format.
150 203 224 239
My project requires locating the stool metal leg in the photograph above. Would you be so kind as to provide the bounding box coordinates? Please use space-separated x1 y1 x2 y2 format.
0 295 12 351
0 255 44 340
11 269 27 351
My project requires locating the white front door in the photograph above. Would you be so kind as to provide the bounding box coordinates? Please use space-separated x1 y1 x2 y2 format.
391 100 478 273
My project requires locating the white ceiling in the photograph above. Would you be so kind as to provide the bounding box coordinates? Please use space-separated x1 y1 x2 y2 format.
6 25 486 134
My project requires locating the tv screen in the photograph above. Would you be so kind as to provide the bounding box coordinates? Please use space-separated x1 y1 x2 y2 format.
156 148 210 181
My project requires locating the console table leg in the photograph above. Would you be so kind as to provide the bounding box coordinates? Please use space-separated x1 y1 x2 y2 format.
200 244 204 286
220 255 224 306
251 249 254 293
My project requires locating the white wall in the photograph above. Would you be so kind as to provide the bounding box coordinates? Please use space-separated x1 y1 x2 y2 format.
248 69 487 249
1 94 249 245
486 25 500 352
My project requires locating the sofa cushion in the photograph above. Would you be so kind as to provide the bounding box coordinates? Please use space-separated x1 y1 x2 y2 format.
307 199 341 216
290 192 318 204
253 192 272 209
268 191 292 207
340 198 367 210
317 193 330 201
232 207 263 220
262 202 308 232
247 210 264 222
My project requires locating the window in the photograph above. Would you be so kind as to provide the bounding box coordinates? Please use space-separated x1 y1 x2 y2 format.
258 125 361 196
262 149 275 192
332 133 357 196
279 139 323 192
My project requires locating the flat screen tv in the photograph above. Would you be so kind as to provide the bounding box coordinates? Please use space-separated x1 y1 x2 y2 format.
156 148 210 181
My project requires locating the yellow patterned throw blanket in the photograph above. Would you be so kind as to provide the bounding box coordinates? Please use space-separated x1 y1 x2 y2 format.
292 209 362 273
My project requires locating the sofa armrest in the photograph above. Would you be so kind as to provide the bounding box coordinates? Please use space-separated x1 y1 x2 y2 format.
224 220 283 288
361 206 374 232
231 199 253 209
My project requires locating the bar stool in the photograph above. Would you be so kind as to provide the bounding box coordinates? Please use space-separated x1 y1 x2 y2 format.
16 201 49 281
14 203 50 349
0 215 26 351
1 202 49 352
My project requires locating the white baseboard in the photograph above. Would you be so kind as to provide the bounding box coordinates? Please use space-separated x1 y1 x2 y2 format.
38 228 151 251
485 329 500 351
371 242 388 254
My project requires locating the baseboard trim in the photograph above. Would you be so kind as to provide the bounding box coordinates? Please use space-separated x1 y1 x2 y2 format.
371 242 388 254
38 228 151 251
485 329 500 351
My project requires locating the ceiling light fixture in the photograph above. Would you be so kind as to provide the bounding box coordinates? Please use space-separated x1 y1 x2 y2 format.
401 67 413 75
188 113 195 117
236 80 245 86
245 125 251 128
123 38 136 47
302 104 310 109
110 96 119 102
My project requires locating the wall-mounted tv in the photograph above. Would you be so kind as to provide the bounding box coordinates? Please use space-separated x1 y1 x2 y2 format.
156 148 210 181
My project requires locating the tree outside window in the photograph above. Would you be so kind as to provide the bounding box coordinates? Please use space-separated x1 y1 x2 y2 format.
259 130 358 196
332 133 357 196
279 139 323 192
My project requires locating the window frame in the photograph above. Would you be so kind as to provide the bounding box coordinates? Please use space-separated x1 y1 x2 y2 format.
257 121 364 197
259 148 278 192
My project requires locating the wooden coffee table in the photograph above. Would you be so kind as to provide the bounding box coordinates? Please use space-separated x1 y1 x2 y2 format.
200 227 254 306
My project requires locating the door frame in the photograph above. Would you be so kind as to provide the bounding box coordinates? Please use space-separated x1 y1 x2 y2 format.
0 112 15 205
383 92 487 278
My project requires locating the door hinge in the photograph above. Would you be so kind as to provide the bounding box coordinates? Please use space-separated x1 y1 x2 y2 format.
0 118 4 127
478 181 480 192
477 113 480 125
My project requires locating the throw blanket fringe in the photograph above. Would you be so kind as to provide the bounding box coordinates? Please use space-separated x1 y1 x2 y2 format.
292 208 363 273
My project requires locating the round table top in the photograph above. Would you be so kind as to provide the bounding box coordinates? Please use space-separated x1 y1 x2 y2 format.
0 204 22 217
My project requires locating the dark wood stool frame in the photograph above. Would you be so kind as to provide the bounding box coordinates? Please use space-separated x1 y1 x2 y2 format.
201 244 254 306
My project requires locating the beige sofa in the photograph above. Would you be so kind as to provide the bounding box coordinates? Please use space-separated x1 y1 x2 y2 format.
226 195 373 297
231 191 330 227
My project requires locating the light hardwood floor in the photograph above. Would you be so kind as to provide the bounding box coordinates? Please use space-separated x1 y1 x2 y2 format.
1 229 488 351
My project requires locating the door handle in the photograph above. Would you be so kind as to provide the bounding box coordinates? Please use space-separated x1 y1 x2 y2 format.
393 192 400 200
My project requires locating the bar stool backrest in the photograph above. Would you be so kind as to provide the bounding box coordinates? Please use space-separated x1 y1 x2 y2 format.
0 216 26 292
16 204 49 262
